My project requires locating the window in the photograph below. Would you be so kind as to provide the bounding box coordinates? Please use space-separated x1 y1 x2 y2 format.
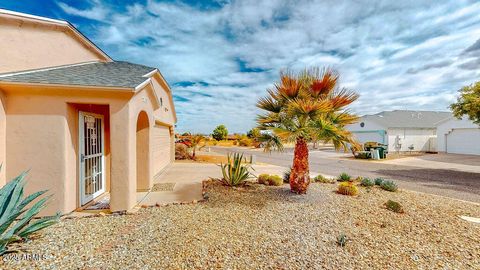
360 122 365 127
160 98 163 107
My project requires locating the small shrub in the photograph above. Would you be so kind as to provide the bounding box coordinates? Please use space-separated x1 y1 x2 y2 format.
385 200 404 213
314 175 335 184
355 176 364 182
258 174 283 186
337 234 347 247
283 168 291 183
175 143 190 160
219 153 252 186
337 182 358 196
232 140 238 145
374 177 384 185
268 175 283 186
239 138 253 147
257 174 270 185
360 177 374 187
337 172 351 182
380 180 398 192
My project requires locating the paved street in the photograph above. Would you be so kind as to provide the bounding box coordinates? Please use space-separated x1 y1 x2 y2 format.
209 146 480 203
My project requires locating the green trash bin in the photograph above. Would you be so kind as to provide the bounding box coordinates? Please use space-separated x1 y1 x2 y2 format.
377 147 386 159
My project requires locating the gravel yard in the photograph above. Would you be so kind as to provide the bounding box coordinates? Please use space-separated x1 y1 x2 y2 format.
2 181 479 269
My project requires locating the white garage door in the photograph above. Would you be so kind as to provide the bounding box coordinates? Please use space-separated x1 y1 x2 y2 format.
152 125 172 175
446 128 480 155
352 132 385 144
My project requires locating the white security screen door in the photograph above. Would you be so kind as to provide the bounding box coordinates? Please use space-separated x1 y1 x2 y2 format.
79 111 105 205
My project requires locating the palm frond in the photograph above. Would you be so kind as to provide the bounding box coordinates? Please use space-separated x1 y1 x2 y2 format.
330 88 359 109
308 67 339 96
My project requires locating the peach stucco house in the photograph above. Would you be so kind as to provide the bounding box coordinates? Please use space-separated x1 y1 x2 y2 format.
0 9 177 215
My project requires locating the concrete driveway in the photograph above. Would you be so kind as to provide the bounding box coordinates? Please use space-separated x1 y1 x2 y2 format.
137 162 295 206
210 146 480 203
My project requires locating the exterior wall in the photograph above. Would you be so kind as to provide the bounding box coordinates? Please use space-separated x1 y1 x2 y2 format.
387 128 436 152
0 90 5 186
3 85 131 215
346 119 386 145
0 19 107 74
436 117 480 154
151 75 176 124
0 74 176 215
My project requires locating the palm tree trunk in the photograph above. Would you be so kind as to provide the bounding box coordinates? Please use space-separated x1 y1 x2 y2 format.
290 137 310 194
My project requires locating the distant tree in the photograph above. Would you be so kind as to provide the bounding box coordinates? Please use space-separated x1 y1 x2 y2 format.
181 132 191 136
450 81 480 125
212 125 228 141
247 128 261 139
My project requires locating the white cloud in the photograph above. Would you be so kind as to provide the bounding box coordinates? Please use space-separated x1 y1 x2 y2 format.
57 0 480 133
58 0 107 21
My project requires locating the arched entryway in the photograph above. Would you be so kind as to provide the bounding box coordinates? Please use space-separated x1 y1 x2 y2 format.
136 111 151 191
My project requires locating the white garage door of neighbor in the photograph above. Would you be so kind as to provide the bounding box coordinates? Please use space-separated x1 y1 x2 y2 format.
353 132 384 144
152 125 172 174
446 129 480 155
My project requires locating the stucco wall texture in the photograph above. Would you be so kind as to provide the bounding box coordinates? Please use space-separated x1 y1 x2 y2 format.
0 16 109 74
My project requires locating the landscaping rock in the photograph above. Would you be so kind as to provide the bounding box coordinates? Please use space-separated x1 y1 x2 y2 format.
2 182 479 269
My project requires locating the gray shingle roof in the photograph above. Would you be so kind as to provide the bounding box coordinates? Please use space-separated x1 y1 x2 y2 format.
363 110 452 128
0 61 157 88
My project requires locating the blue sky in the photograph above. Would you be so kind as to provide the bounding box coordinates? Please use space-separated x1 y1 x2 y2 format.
1 0 480 134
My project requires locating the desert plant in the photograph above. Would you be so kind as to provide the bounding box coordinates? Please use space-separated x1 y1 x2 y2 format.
355 176 363 182
188 134 205 159
337 172 352 182
256 67 360 194
212 125 228 141
247 128 261 139
219 153 252 186
175 143 191 160
258 174 283 186
360 177 374 187
380 180 398 192
337 182 358 196
267 175 283 186
374 177 384 185
314 175 335 184
337 233 347 247
0 171 60 255
283 168 291 183
258 174 270 185
385 200 404 213
239 138 253 147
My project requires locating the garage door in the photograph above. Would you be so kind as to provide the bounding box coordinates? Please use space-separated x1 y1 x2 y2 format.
446 128 480 155
152 125 172 175
352 131 385 144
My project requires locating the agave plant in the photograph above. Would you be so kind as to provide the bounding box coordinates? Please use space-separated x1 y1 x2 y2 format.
0 170 59 255
218 153 252 186
257 67 360 194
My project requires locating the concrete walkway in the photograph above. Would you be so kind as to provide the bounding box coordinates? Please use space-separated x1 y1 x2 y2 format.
373 156 480 173
137 162 295 206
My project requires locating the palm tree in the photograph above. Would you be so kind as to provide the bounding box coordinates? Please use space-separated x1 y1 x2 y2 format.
189 134 205 159
256 67 360 194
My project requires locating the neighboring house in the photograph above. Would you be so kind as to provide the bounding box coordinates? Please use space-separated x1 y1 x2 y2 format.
346 110 452 152
436 116 480 155
0 9 177 215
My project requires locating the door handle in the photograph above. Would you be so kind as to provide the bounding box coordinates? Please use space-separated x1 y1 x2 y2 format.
81 154 85 163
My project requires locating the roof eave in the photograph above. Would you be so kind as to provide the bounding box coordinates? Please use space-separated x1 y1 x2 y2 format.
0 81 134 91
